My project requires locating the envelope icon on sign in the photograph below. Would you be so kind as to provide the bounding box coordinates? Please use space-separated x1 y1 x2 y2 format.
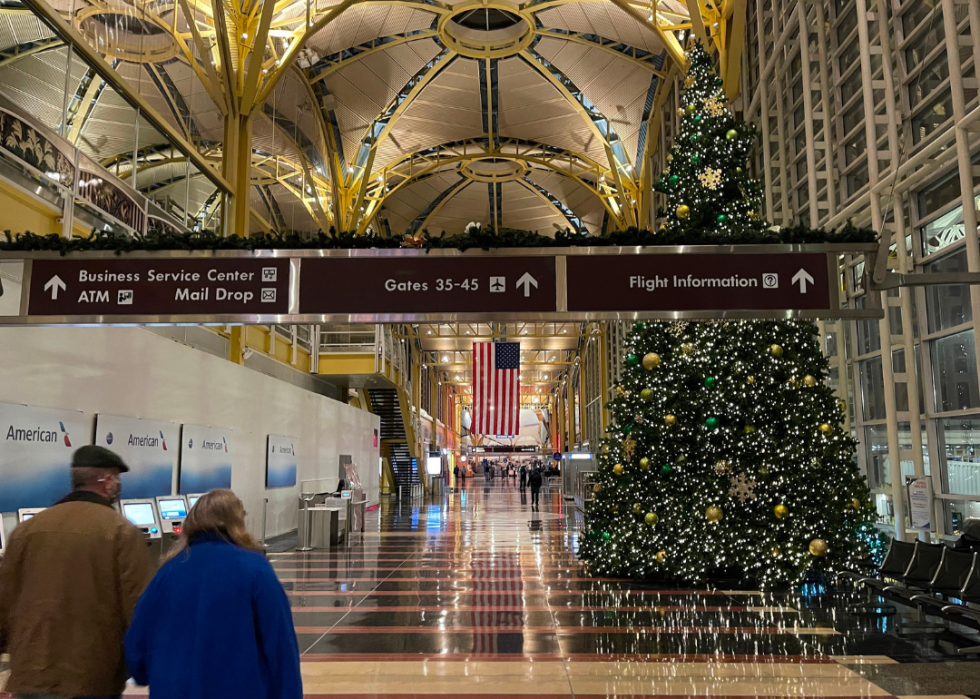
261 288 277 303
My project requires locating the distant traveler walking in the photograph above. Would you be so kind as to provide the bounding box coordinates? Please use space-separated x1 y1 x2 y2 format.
528 467 543 508
519 464 528 491
453 464 460 488
0 445 152 699
125 489 302 699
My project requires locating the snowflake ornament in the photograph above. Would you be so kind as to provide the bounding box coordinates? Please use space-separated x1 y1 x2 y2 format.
633 413 645 425
668 320 688 338
698 168 723 190
728 472 757 502
623 435 637 461
703 94 727 117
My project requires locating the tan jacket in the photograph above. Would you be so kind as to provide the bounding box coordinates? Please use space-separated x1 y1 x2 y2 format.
0 493 153 697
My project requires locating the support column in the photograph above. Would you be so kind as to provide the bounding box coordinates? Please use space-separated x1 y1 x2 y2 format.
228 326 246 365
223 112 254 237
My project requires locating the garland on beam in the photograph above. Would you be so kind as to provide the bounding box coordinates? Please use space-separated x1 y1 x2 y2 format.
1 223 876 256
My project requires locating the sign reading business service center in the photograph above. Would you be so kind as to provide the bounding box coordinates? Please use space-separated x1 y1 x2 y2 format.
96 414 177 499
0 402 92 511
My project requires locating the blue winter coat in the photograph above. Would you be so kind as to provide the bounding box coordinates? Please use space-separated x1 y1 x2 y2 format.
124 532 302 699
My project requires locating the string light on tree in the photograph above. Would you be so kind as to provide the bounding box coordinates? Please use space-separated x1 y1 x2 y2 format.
579 44 873 589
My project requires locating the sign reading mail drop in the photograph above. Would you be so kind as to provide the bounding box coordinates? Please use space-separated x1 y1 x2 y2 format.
0 402 92 511
96 414 177 498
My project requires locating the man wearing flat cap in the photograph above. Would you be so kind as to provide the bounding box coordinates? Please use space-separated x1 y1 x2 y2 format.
0 445 153 699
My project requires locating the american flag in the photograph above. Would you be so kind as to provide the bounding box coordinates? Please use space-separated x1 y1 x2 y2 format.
472 342 520 436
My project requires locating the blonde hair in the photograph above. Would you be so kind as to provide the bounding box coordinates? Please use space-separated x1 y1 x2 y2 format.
163 489 263 562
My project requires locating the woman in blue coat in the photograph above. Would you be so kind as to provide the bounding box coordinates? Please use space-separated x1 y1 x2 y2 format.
125 489 303 699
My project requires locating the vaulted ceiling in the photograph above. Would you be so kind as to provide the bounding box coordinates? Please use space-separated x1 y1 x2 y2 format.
0 0 706 236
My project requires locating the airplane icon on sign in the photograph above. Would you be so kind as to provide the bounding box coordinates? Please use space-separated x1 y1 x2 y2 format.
490 276 505 292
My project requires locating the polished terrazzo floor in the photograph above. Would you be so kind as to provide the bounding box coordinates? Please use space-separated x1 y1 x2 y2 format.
4 480 972 697
266 481 980 699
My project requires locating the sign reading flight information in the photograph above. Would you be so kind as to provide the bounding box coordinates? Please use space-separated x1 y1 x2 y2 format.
28 258 291 316
566 253 832 313
299 256 557 315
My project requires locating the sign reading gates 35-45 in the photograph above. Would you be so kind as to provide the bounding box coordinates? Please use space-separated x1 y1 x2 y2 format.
0 402 92 511
96 414 177 499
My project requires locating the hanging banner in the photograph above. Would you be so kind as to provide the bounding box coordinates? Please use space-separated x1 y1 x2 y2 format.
266 434 297 488
906 475 933 530
0 403 91 511
95 415 177 499
179 425 234 494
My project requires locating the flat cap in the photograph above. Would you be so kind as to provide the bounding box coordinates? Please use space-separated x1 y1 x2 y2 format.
71 445 130 473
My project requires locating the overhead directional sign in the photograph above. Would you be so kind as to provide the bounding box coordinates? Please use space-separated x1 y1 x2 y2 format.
299 256 557 315
565 252 832 313
27 258 291 316
1 245 880 323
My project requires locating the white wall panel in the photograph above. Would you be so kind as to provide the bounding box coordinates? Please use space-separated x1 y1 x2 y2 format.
0 327 380 540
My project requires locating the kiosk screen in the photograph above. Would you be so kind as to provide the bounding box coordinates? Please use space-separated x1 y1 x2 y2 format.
188 496 200 509
158 499 187 520
22 513 35 521
123 503 156 526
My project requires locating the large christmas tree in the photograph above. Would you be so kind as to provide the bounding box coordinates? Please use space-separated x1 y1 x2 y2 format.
578 45 875 589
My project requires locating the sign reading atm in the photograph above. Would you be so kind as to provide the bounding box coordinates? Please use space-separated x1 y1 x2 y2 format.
28 258 291 316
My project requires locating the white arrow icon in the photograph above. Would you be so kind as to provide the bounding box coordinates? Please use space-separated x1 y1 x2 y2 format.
516 272 539 297
44 275 66 300
792 268 814 293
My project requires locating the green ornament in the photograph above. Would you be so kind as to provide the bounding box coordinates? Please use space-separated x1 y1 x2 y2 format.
661 463 673 475
717 214 728 223
623 424 632 434
690 153 701 165
644 512 659 526
716 77 724 86
640 388 654 400
601 531 611 541
685 103 695 115
704 376 717 389
634 321 646 331
693 115 701 123
627 354 640 367
656 178 665 189
588 529 598 540
705 416 720 430
726 129 738 141
639 457 651 470
689 132 701 144
668 174 680 187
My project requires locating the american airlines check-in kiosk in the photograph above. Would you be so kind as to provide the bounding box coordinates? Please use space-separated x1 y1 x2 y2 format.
156 496 188 535
120 498 164 565
18 508 45 522
187 493 203 511
0 516 6 559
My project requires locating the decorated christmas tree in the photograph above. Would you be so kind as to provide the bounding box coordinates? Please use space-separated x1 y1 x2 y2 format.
654 43 767 238
579 44 874 588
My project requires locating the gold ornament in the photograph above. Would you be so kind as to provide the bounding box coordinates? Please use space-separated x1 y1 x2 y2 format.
713 459 731 475
401 233 426 249
665 414 677 426
676 204 691 219
613 463 624 476
746 375 756 385
838 400 847 412
743 425 756 434
645 512 659 526
643 352 661 370
676 107 685 117
774 504 789 519
702 94 726 117
804 375 817 387
684 76 695 89
632 502 643 514
809 539 829 557
614 385 626 397
770 344 783 358
706 505 723 522
682 343 696 355
656 550 667 562
639 457 651 470
698 167 723 190
623 435 637 461
659 223 667 231
771 547 782 557
819 423 833 435
666 153 673 162
611 504 619 514
593 483 603 493
850 497 862 510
